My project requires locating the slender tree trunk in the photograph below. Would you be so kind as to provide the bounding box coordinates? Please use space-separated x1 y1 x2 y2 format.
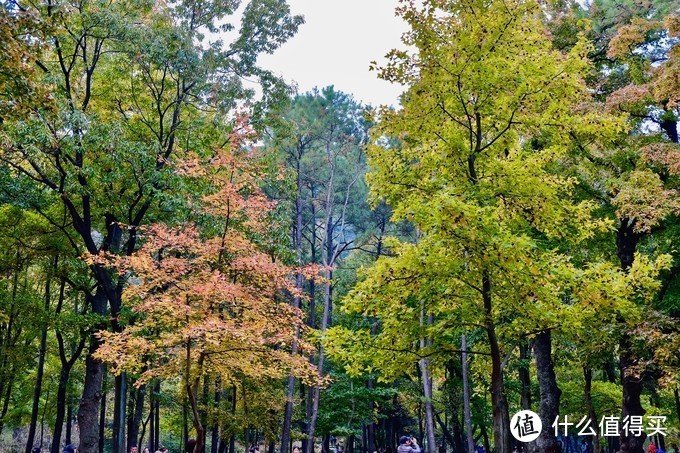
480 425 491 453
67 403 74 446
0 372 15 439
154 381 160 450
584 368 601 453
616 219 645 453
619 337 645 453
418 309 435 453
674 388 680 424
462 335 474 453
281 156 305 453
99 367 108 453
26 258 54 453
139 410 151 452
186 345 206 453
52 368 70 453
150 387 157 452
482 272 511 453
113 373 128 452
128 383 146 452
211 378 221 453
0 268 20 438
528 330 560 453
323 434 330 453
519 338 531 410
80 335 106 453
306 269 332 453
52 280 85 453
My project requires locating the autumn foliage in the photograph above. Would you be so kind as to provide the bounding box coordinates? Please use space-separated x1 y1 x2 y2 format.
91 117 321 452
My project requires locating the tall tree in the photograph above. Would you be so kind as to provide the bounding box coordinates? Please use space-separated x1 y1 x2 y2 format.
326 0 627 451
0 0 303 450
94 121 320 453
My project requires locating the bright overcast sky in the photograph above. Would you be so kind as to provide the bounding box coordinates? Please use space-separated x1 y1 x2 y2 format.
256 0 409 107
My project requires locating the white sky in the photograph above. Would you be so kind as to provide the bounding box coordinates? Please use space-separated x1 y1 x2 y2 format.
256 0 409 107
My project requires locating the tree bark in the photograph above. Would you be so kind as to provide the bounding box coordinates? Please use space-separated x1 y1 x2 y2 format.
583 368 601 453
211 379 221 453
482 272 511 453
420 347 436 453
306 268 331 453
26 259 54 453
186 345 206 453
281 153 305 453
79 331 106 453
616 219 645 453
528 330 560 453
52 327 85 452
128 383 146 452
519 338 531 410
619 336 645 453
462 335 474 453
113 373 128 452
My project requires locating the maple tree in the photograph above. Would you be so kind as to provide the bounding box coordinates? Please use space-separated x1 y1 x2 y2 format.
92 119 321 453
0 0 303 449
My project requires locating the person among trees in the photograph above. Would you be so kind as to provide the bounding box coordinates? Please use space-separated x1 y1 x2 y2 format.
62 444 77 453
397 436 420 453
293 446 301 453
249 444 259 453
649 444 658 453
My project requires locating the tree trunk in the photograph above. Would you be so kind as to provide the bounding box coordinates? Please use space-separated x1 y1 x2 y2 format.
151 388 157 452
519 338 531 410
674 387 680 425
0 268 20 438
67 403 73 447
128 383 146 452
306 267 332 453
584 368 601 453
616 219 645 453
323 434 330 453
660 117 678 144
113 373 128 452
154 381 160 450
462 335 474 453
26 259 54 453
281 156 306 453
528 330 560 453
52 334 85 452
482 272 511 453
79 333 106 453
0 372 15 439
420 357 436 453
211 379 221 453
480 425 491 453
419 308 436 453
619 336 645 453
186 346 205 453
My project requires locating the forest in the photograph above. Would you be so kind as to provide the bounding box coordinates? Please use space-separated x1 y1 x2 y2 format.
0 0 679 452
